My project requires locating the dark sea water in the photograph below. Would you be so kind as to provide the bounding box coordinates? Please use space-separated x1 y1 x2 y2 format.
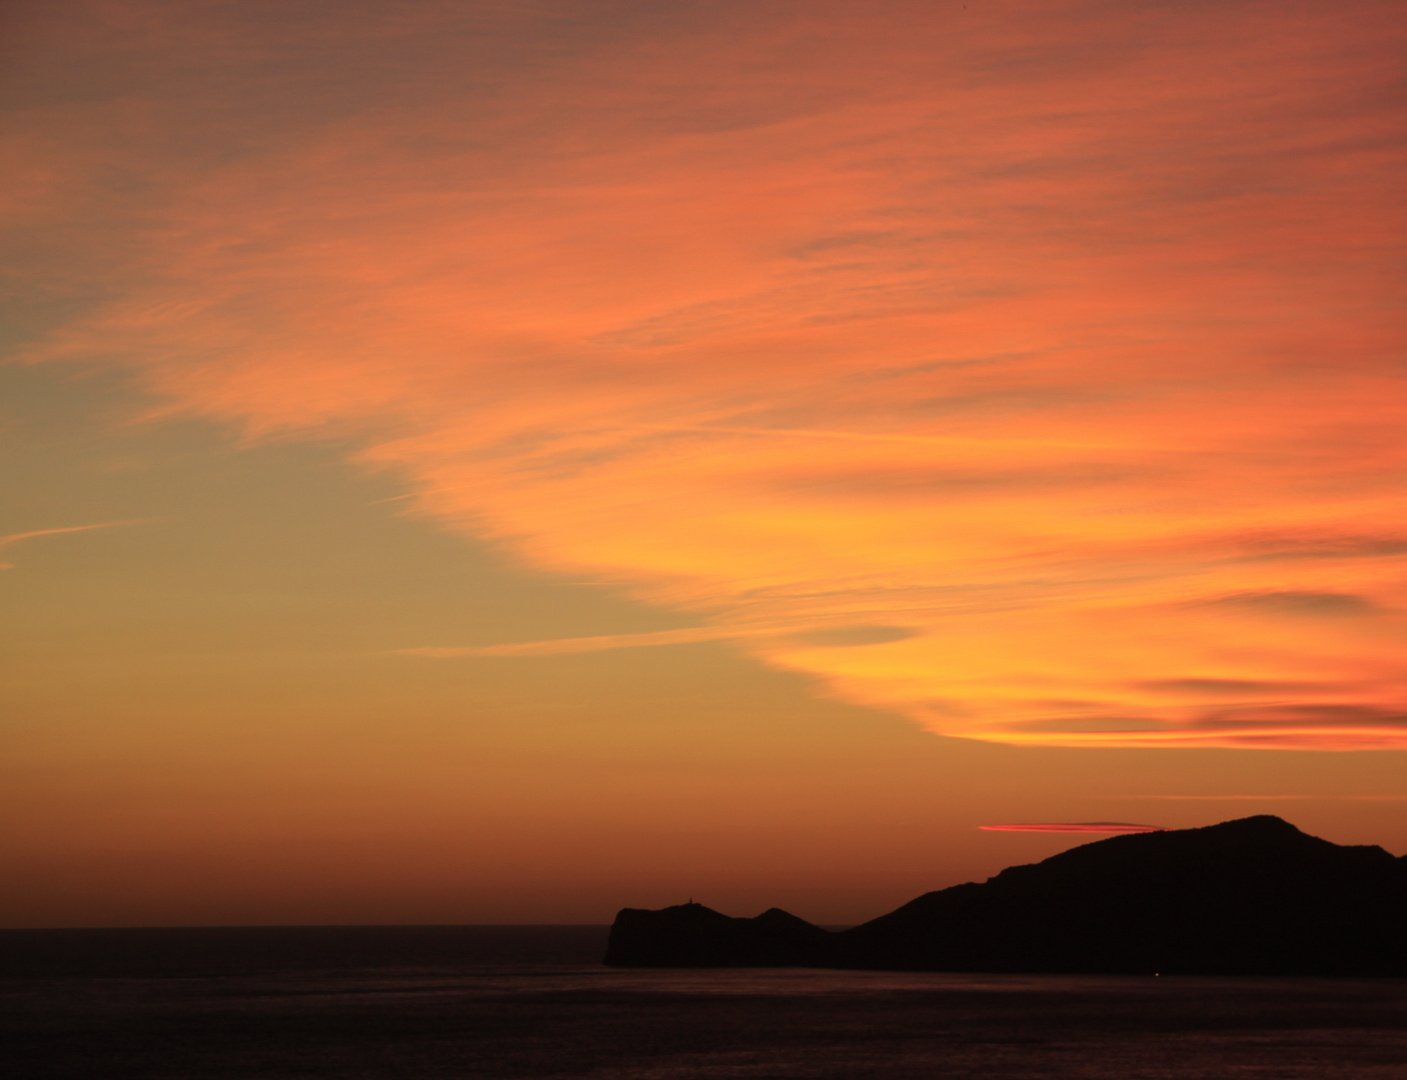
3 926 1405 1079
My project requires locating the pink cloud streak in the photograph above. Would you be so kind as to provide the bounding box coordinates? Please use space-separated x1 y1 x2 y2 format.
980 823 1165 834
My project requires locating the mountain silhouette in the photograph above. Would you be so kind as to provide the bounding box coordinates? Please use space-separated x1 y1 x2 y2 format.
605 817 1407 975
606 903 830 967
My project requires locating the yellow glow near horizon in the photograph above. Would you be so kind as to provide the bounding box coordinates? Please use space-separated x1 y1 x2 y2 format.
7 4 1407 933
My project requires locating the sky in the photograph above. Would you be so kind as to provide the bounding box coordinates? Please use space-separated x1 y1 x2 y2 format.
3 0 1406 927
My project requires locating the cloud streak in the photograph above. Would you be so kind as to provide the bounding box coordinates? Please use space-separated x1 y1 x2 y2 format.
9 0 1407 748
1102 795 1407 802
398 623 920 657
0 522 135 568
980 823 1164 834
0 524 126 547
400 627 747 658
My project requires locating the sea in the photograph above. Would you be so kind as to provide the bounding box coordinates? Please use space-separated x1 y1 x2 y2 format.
3 926 1404 1079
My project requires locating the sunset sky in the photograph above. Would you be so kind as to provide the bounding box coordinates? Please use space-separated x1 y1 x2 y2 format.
4 0 1406 927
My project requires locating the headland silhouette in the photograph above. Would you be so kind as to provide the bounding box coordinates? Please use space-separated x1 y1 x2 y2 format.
606 816 1407 975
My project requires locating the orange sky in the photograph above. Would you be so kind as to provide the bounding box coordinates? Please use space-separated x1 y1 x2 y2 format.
3 0 1407 925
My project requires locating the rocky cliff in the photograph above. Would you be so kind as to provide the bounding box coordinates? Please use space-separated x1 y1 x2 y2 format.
605 817 1407 975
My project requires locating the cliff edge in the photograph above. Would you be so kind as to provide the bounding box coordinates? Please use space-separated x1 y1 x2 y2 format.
605 817 1407 975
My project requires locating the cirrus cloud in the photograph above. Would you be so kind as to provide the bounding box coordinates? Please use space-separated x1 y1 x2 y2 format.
979 823 1165 834
8 0 1407 749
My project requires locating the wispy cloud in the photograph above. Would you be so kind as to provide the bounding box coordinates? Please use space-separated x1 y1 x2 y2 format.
11 0 1407 749
980 823 1164 834
0 524 125 547
1192 591 1385 618
398 622 918 657
399 627 742 658
1101 795 1407 802
0 522 136 567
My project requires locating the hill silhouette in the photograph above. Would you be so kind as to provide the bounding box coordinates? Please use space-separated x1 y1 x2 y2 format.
605 817 1407 975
